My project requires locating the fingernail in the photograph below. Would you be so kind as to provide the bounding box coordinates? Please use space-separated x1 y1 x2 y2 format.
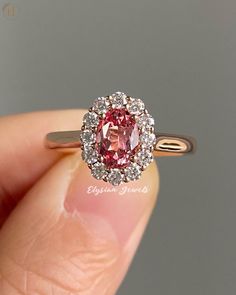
64 154 159 246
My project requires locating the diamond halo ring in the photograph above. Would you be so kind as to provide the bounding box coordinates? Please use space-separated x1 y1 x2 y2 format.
45 92 196 186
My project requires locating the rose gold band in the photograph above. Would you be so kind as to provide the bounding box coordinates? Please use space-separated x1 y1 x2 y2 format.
45 130 196 157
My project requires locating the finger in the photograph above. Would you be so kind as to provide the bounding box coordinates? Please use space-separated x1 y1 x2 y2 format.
0 110 85 226
0 152 159 295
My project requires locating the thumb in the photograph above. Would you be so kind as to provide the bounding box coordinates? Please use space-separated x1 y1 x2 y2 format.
0 152 159 295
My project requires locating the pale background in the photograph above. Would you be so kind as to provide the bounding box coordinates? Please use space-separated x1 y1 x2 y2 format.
0 1 236 294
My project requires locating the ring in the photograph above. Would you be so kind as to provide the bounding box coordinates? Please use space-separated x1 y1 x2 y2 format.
45 92 196 186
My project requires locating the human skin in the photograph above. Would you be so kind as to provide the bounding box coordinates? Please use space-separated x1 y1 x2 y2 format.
0 110 159 295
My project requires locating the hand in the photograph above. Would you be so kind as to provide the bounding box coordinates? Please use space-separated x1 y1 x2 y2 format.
0 110 159 295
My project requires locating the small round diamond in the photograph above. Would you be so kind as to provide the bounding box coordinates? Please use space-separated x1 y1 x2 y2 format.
93 97 109 114
140 132 156 147
137 113 155 130
135 149 153 168
110 92 127 108
80 129 96 145
127 98 145 115
83 112 99 128
107 169 123 186
82 147 98 164
91 162 107 180
124 163 142 181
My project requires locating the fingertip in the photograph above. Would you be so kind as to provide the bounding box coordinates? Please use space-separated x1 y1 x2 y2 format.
0 151 160 294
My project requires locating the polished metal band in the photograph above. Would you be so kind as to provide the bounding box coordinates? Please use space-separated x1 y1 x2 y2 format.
45 130 196 157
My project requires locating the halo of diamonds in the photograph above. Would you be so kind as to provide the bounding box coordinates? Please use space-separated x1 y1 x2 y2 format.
80 92 156 186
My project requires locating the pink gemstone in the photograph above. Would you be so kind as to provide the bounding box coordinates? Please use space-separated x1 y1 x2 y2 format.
96 109 140 168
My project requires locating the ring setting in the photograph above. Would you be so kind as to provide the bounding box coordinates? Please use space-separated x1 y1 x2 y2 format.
80 92 156 185
45 91 196 186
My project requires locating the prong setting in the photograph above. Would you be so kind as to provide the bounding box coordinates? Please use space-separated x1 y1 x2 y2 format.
80 92 156 186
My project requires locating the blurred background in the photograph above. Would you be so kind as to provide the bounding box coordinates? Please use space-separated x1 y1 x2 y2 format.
0 0 235 294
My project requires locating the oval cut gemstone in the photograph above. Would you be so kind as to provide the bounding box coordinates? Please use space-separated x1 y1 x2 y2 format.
96 109 140 168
